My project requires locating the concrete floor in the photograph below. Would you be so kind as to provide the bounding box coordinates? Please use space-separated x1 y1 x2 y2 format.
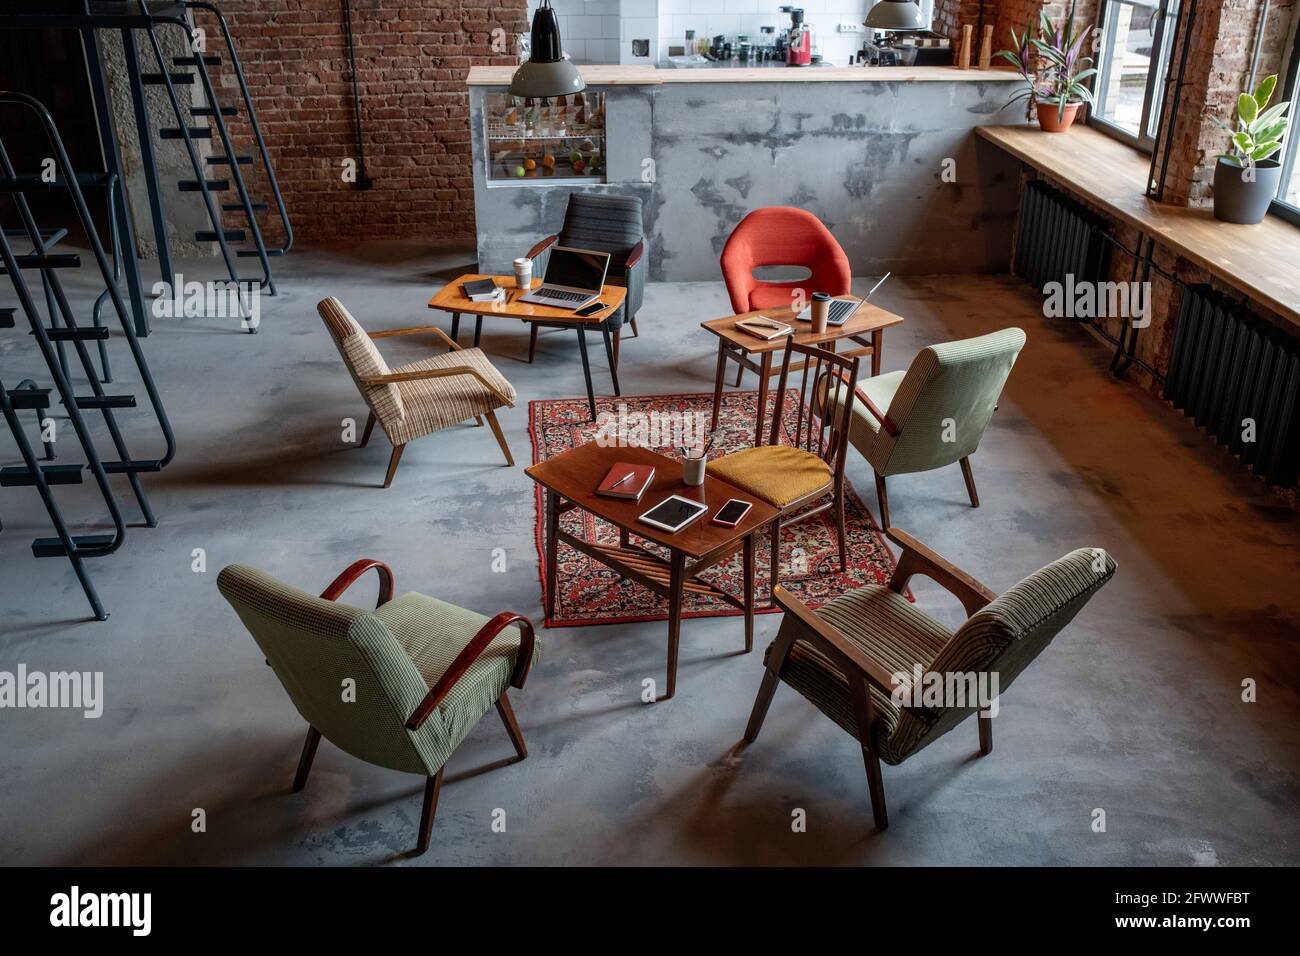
1 243 1297 866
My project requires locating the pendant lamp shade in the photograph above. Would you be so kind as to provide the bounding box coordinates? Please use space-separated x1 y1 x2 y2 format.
508 3 585 99
863 0 928 30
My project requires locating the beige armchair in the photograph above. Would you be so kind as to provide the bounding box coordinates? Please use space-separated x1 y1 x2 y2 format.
318 297 516 487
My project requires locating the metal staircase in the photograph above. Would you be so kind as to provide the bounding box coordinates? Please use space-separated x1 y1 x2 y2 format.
1 1 292 332
1 91 176 620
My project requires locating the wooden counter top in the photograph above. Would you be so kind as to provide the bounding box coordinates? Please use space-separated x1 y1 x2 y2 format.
977 124 1300 327
466 64 1021 86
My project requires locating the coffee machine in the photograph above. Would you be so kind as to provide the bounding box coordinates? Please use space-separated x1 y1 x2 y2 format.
779 6 812 66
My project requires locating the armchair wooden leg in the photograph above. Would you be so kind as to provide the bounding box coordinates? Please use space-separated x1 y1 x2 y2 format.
960 456 980 508
360 412 376 448
528 322 539 363
292 726 321 793
414 767 444 856
383 444 405 488
849 675 889 830
484 410 514 466
767 517 782 607
743 627 796 743
612 326 620 370
497 692 527 761
978 713 993 755
628 314 639 339
874 473 890 530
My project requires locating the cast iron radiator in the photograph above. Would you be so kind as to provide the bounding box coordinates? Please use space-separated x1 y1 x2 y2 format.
1164 284 1300 487
1013 179 1111 293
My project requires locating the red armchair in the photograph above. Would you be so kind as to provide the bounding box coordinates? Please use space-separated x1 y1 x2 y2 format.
721 206 852 314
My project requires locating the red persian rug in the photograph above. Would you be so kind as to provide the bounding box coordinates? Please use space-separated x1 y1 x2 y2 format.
529 390 900 628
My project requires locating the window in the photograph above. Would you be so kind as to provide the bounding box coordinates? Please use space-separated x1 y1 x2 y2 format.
1091 0 1180 150
1272 11 1300 224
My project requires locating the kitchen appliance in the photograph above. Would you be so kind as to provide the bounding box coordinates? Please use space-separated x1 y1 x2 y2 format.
780 6 812 66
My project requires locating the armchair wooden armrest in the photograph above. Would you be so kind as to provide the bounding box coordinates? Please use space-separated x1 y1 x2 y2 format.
625 240 644 269
525 235 558 260
319 559 395 608
361 365 514 408
405 612 536 731
885 528 996 618
369 326 462 351
772 585 898 693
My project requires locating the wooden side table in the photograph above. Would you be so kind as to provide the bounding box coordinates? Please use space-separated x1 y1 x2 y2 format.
525 442 778 702
428 274 627 420
700 300 905 445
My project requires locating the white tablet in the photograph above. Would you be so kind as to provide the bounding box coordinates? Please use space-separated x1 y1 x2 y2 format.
638 495 709 533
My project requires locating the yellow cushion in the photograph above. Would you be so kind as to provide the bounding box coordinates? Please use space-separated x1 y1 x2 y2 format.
709 444 832 508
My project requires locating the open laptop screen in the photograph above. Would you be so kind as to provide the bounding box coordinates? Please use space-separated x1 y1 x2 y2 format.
544 247 610 291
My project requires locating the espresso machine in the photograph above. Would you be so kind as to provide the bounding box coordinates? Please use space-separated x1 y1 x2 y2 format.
778 6 812 66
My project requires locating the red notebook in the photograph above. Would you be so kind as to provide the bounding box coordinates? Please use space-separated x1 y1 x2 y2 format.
596 462 655 501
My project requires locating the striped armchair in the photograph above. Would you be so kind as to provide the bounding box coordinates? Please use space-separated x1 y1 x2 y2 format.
217 559 539 856
318 297 517 488
744 529 1116 830
826 328 1026 528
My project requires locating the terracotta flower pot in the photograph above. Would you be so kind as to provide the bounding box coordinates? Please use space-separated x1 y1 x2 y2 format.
1036 101 1082 133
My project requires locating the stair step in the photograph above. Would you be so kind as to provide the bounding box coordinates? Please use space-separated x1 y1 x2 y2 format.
178 179 229 192
0 254 81 272
32 533 115 558
6 387 50 410
44 326 111 342
160 127 213 140
3 226 69 251
192 106 237 117
0 172 111 192
174 55 221 67
238 248 286 258
101 459 163 474
207 155 252 166
0 308 15 328
73 395 137 410
141 72 194 85
196 230 246 242
0 463 83 487
223 201 269 213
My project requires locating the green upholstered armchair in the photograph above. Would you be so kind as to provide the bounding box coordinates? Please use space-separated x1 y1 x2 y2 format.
217 559 539 856
744 529 1116 830
826 328 1026 528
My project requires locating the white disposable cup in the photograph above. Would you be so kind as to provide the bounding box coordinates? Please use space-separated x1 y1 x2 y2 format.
683 456 706 486
513 257 533 289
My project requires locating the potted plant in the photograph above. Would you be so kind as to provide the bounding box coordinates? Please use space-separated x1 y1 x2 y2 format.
995 4 1097 133
1213 74 1291 224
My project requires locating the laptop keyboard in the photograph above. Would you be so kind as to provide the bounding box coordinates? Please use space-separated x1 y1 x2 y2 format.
534 287 589 302
797 299 859 325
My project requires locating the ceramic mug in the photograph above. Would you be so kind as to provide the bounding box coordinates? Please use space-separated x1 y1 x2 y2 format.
683 456 706 487
513 257 533 289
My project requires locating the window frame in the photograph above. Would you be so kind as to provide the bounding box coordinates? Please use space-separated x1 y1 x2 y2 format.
1269 9 1300 226
1088 0 1179 153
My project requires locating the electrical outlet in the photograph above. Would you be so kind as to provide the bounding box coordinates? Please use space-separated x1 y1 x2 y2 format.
837 22 864 33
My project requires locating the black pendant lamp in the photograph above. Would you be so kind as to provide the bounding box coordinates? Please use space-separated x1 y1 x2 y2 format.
508 1 585 99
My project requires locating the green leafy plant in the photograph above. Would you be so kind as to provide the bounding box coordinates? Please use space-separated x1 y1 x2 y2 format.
994 3 1097 124
1216 74 1291 168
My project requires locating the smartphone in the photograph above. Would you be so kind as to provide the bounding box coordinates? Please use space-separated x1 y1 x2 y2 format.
711 498 753 527
574 300 606 317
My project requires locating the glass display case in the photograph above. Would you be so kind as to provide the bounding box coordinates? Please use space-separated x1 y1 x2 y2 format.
482 90 607 187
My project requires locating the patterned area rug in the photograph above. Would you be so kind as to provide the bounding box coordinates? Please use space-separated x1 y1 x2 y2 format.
529 390 899 627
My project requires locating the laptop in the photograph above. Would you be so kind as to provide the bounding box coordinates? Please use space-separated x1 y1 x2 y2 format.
794 272 891 325
518 246 611 310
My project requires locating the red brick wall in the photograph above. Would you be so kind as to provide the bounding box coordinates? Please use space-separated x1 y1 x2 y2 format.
213 0 526 244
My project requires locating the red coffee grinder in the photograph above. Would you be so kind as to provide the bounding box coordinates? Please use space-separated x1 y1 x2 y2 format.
780 6 812 66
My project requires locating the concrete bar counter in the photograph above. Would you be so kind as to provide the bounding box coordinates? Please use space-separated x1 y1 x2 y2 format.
468 64 1026 281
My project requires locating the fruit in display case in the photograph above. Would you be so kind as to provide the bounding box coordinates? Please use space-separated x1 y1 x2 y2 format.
524 158 537 171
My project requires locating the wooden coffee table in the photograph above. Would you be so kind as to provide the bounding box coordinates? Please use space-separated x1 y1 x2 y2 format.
428 274 628 420
526 442 778 701
701 298 905 445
